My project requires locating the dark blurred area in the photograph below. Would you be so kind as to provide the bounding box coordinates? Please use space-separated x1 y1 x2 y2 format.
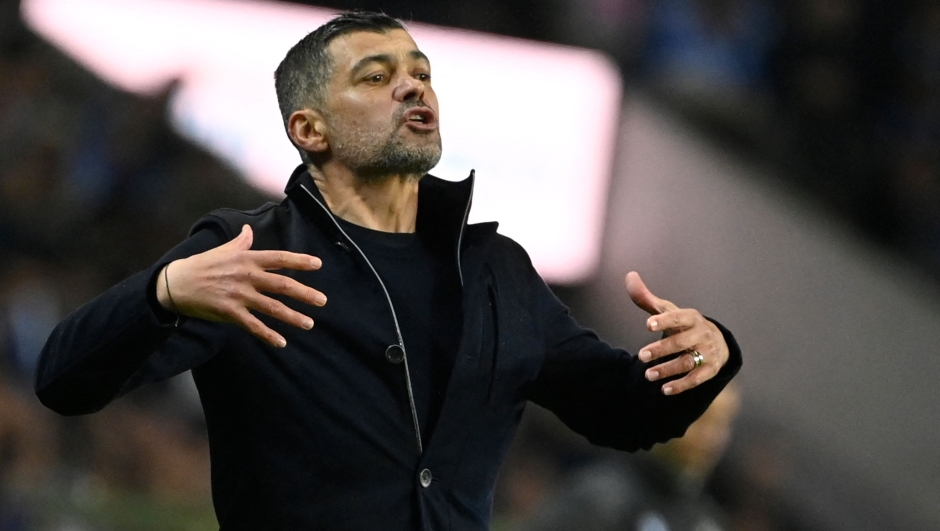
0 0 937 529
0 0 264 527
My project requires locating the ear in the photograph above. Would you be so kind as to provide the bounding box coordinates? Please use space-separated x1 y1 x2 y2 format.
287 108 329 155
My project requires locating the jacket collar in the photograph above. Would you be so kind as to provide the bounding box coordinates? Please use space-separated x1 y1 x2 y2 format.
283 163 478 251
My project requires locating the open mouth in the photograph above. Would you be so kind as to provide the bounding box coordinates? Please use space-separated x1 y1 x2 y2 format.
402 107 437 128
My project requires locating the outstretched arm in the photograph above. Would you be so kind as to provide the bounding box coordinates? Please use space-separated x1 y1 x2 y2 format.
526 271 741 452
35 224 326 415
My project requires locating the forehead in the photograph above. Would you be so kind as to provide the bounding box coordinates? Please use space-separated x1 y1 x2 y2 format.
327 29 425 70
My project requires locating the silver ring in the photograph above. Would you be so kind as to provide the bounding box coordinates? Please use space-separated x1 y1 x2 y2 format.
690 350 704 368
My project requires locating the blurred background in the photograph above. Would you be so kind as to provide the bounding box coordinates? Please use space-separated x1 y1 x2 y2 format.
1 0 938 529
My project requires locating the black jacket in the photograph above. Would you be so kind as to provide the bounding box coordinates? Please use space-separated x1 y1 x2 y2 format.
36 167 742 531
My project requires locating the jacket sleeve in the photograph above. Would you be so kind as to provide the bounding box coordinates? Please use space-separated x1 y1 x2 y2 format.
34 224 229 416
524 270 742 452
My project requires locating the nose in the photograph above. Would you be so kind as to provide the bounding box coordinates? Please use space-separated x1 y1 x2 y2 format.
391 74 425 103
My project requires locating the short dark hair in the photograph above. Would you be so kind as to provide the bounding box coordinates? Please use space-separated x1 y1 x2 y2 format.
274 11 405 161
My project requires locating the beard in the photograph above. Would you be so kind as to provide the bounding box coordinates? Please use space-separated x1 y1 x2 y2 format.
326 104 442 181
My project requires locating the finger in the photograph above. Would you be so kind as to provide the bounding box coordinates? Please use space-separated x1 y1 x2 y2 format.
624 271 677 316
252 250 323 271
254 271 327 307
638 326 705 362
245 292 315 331
646 308 701 334
660 364 720 396
233 308 287 348
645 351 699 381
226 224 254 251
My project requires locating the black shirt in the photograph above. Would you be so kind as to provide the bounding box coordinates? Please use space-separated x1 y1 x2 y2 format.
338 218 463 447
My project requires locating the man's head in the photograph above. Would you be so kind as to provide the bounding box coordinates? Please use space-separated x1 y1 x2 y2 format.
274 11 441 179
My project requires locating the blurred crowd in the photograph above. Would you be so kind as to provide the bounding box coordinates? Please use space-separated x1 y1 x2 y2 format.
0 2 261 528
0 0 936 529
591 0 940 277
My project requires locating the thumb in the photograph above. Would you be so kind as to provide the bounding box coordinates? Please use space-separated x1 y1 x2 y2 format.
229 224 254 251
625 271 670 315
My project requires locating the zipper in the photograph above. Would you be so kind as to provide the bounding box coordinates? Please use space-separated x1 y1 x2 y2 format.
456 170 474 287
299 184 424 455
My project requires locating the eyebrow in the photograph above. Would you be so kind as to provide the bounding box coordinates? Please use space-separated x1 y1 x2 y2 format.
350 50 430 76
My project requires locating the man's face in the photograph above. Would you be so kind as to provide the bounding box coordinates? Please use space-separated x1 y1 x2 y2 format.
320 29 441 179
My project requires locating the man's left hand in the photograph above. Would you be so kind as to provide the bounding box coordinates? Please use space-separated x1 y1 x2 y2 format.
625 271 730 396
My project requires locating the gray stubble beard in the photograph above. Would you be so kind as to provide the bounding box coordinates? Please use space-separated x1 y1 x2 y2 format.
328 113 442 181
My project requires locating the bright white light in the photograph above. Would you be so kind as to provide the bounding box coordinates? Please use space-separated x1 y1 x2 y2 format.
22 0 621 283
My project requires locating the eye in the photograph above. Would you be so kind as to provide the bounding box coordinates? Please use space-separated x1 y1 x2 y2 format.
415 72 431 82
365 73 385 84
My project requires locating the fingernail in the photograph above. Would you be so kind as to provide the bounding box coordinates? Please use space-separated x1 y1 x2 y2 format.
646 370 659 381
315 294 327 305
639 350 652 362
648 319 658 331
303 319 314 330
277 337 287 348
312 257 322 268
663 386 674 396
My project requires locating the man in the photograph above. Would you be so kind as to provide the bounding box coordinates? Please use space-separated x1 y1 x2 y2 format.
35 11 741 531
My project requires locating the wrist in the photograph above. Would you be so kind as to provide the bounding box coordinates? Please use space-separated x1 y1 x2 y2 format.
156 262 179 313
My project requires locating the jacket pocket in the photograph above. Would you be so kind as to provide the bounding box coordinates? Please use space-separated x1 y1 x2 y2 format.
486 283 500 405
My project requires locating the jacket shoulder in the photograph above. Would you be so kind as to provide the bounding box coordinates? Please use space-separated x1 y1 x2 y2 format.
486 231 537 272
189 202 284 240
478 230 548 307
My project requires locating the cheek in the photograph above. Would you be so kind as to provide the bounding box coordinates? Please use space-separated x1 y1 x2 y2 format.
331 93 382 123
329 107 380 140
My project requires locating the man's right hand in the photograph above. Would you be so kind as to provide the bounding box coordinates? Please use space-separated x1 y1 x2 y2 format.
156 224 326 347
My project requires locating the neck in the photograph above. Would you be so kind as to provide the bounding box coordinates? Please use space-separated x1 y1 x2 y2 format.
309 163 421 233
